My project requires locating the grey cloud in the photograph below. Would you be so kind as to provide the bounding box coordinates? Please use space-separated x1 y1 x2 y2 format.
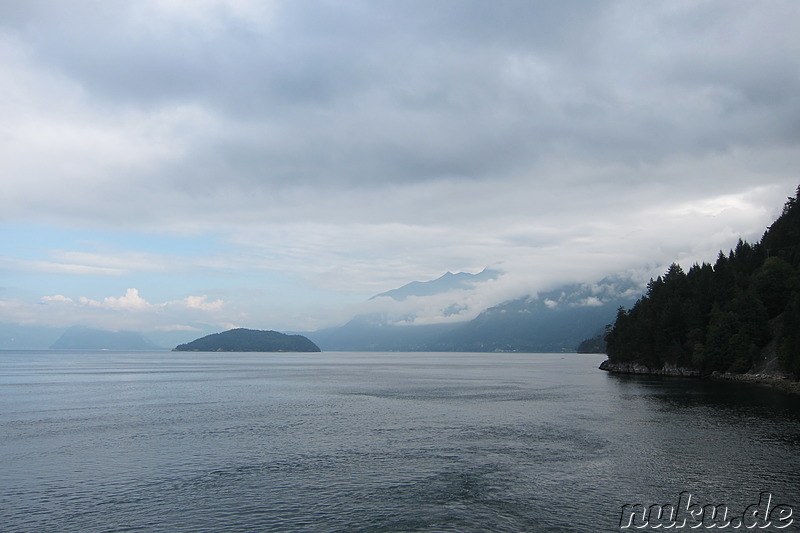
3 0 797 200
1 0 798 300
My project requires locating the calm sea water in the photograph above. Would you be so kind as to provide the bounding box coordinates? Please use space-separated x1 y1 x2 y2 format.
1 351 799 532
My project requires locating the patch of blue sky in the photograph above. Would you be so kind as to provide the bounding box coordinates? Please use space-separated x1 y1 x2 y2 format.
0 223 222 260
0 223 338 309
1 223 221 299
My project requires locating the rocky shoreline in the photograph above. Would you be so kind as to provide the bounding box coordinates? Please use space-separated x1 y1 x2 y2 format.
599 359 800 394
598 359 700 377
709 370 800 395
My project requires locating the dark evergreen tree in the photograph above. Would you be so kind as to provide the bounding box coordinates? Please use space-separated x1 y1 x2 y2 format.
753 257 799 318
780 294 800 379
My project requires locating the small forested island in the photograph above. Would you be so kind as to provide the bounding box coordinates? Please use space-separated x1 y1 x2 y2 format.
602 186 800 382
174 328 321 352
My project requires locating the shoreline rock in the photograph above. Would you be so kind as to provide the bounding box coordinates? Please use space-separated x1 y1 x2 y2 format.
710 370 800 395
598 359 700 377
599 359 800 394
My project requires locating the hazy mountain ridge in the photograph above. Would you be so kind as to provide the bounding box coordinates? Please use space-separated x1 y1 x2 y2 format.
371 268 501 301
0 323 63 350
307 316 463 352
307 275 642 352
425 280 638 352
5 271 641 353
50 326 162 350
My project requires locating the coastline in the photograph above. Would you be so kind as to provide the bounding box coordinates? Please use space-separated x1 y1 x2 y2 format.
709 370 800 395
597 359 700 377
599 359 800 394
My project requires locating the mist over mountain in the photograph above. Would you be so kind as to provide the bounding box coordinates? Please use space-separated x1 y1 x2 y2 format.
371 268 501 301
426 278 640 352
306 274 641 352
307 315 462 352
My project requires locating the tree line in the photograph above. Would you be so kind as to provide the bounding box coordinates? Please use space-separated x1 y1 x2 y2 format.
605 186 800 378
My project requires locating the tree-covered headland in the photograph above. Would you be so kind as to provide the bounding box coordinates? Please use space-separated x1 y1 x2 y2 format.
604 186 800 378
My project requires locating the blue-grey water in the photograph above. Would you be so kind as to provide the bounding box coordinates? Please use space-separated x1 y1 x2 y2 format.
1 351 799 532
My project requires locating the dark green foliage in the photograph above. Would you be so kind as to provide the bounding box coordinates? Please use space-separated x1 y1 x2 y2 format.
753 257 799 317
761 185 800 266
605 187 800 377
780 295 800 379
174 328 321 352
577 329 608 353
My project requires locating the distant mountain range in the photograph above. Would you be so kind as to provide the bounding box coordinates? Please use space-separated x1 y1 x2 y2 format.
371 268 500 301
306 274 641 352
50 326 161 350
4 269 643 353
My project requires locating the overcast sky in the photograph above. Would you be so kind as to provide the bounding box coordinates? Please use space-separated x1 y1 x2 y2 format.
1 0 799 337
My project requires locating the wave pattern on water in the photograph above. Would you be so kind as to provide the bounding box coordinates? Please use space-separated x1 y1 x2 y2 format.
1 351 799 532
